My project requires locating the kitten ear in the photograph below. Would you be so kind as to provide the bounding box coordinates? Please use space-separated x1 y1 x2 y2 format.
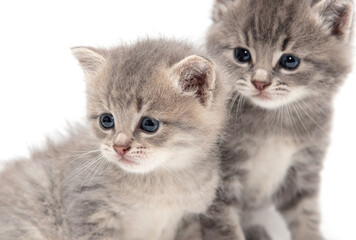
312 0 353 40
212 0 236 22
171 55 216 108
71 47 107 76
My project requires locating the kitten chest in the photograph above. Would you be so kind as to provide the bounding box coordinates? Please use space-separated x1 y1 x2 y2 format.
119 208 183 240
241 136 297 208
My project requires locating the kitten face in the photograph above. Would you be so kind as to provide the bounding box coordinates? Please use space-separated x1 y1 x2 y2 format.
226 44 309 109
208 0 353 109
94 89 205 174
73 40 219 174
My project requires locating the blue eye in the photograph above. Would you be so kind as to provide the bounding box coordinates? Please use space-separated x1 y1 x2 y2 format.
234 48 251 63
280 55 300 70
140 117 159 133
100 113 115 129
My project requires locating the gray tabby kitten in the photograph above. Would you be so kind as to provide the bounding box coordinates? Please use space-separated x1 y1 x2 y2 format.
0 39 227 240
201 0 354 240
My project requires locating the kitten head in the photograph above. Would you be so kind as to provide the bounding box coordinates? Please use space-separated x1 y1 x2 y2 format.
72 39 225 174
208 0 353 109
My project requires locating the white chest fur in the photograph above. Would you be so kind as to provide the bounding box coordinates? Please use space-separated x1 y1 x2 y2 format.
242 136 297 208
120 208 183 240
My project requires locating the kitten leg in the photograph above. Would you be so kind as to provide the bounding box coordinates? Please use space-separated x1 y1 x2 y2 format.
274 146 325 240
201 203 245 240
66 197 122 240
278 195 323 240
175 215 203 240
244 225 271 240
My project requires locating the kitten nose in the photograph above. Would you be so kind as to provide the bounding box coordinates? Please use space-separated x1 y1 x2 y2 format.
113 145 131 156
252 80 271 91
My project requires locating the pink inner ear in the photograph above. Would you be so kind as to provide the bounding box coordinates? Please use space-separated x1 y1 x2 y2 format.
173 55 215 107
332 5 352 36
180 69 212 105
182 73 208 95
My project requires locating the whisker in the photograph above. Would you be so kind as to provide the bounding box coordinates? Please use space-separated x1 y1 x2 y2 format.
266 107 278 132
63 154 103 184
286 103 303 141
56 150 101 174
83 156 106 187
162 166 187 184
228 92 240 116
291 101 312 142
294 100 327 133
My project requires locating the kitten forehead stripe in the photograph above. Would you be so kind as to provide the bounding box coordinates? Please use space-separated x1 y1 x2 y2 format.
281 37 290 52
161 120 200 133
136 97 143 112
243 28 251 47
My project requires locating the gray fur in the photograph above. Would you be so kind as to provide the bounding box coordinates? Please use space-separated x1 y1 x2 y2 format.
0 39 228 240
204 0 354 239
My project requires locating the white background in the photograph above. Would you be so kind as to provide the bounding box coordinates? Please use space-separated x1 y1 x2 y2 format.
0 1 355 239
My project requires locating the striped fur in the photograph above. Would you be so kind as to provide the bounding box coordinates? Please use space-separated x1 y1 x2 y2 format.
0 39 228 240
204 0 354 239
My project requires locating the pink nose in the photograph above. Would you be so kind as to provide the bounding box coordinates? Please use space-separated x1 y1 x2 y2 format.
113 145 131 156
252 80 271 91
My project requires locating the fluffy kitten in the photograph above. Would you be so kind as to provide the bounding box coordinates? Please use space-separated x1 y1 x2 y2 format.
0 39 227 240
202 0 354 240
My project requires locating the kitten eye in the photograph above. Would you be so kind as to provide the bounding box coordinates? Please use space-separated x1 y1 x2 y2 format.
140 117 159 133
234 48 251 63
280 55 300 70
100 113 115 129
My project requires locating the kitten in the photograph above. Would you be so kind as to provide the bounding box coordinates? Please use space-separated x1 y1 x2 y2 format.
0 38 227 240
202 0 354 240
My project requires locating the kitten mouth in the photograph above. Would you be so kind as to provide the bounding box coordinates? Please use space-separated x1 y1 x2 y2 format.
119 156 139 165
253 92 271 100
